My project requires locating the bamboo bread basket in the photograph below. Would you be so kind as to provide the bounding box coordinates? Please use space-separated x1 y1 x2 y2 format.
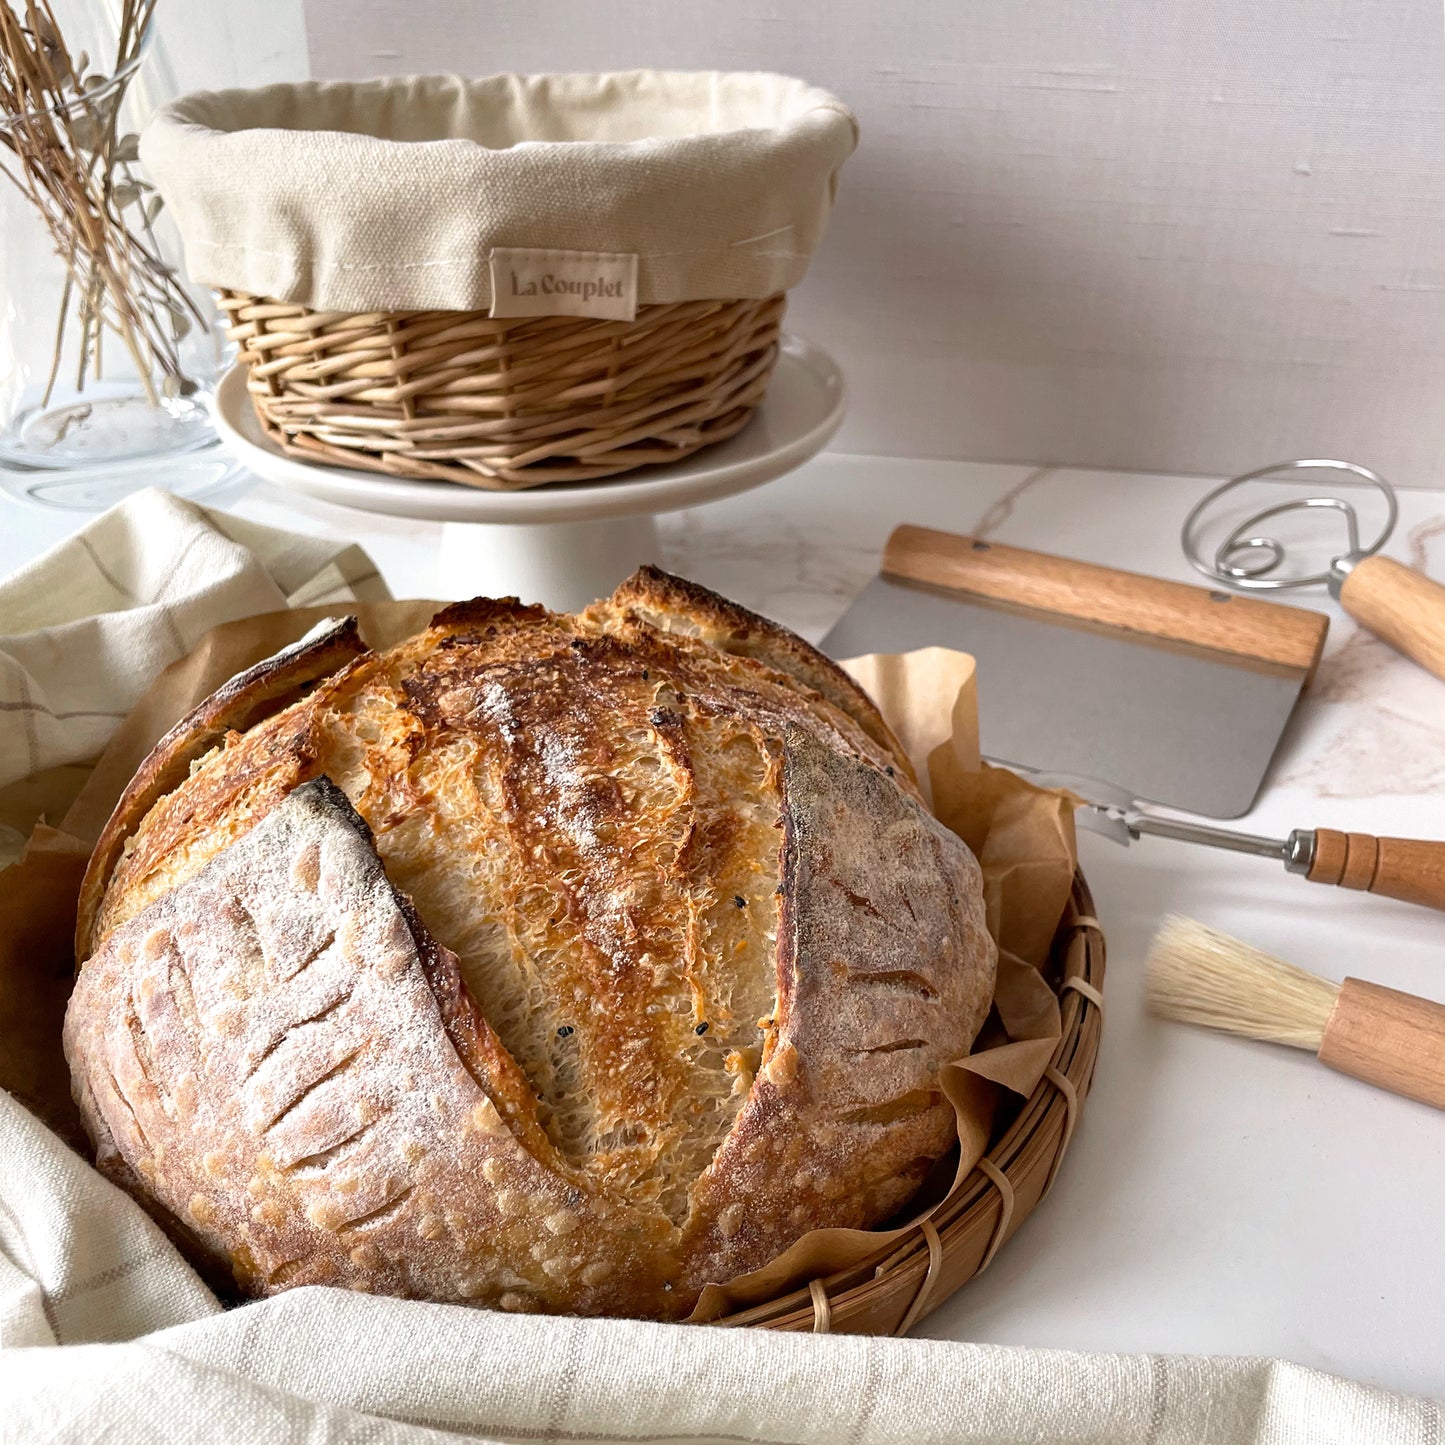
140 72 858 490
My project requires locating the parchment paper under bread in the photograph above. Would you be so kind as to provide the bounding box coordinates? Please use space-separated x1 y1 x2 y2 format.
0 605 1077 1321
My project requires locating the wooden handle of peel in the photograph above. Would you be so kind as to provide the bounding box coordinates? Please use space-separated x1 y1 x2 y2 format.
1318 979 1445 1111
1307 830 1445 912
1336 555 1445 683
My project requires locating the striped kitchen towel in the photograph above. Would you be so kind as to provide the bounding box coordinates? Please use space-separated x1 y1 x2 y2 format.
0 487 388 838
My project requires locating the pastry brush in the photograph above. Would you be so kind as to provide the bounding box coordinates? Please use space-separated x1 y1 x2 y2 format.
1146 915 1445 1112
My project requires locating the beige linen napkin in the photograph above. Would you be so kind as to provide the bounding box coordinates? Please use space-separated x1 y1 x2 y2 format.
0 486 389 865
0 1091 1436 1445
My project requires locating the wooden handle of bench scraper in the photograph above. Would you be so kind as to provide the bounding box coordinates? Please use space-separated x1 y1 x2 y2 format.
1335 555 1445 682
881 524 1329 673
1306 829 1445 912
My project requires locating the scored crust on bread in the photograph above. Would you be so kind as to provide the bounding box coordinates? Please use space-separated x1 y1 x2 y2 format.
600 565 916 785
66 569 995 1319
75 616 368 962
66 778 679 1314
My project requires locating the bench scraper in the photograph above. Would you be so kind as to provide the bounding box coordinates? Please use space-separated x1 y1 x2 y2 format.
820 524 1330 818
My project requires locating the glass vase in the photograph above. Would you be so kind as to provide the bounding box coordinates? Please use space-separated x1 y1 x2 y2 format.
0 2 233 508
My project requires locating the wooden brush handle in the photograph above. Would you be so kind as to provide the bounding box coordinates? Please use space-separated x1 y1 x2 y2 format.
1336 555 1445 682
881 524 1329 674
1318 978 1445 1111
1306 829 1445 911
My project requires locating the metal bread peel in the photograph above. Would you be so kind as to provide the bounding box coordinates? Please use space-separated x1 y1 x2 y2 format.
821 523 1329 819
1183 459 1445 683
1009 764 1445 914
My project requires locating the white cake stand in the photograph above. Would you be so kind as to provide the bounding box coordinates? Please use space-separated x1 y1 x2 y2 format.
213 336 846 610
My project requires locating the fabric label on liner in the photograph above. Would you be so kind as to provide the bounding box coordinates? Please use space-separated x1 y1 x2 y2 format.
488 248 639 321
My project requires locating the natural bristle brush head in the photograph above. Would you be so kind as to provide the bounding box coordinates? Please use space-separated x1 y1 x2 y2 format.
1149 916 1445 1113
1146 915 1340 1051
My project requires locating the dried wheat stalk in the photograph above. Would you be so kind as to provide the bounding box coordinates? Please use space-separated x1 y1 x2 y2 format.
0 0 205 410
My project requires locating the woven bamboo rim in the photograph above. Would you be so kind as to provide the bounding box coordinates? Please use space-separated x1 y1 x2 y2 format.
218 290 786 491
724 870 1105 1335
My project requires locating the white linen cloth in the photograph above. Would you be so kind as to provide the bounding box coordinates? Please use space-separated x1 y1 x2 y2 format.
1 1092 1438 1445
0 493 1439 1442
0 486 389 801
140 71 857 312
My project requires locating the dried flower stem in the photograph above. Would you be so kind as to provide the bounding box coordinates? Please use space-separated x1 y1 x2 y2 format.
0 0 204 408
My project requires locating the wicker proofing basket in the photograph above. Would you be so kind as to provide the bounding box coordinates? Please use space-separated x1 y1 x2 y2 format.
219 290 786 491
145 72 856 489
725 872 1105 1336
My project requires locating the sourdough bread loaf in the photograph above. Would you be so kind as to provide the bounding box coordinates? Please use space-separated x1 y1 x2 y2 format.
64 568 996 1319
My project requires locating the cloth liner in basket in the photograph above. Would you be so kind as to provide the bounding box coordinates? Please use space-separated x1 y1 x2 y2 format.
142 71 858 489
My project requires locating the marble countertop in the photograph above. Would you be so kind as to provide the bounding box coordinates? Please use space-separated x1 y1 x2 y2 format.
4 454 1445 1397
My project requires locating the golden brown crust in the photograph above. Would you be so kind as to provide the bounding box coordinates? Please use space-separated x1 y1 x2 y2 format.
65 779 675 1314
599 566 916 784
75 617 367 962
427 596 552 634
676 728 993 1292
66 573 994 1319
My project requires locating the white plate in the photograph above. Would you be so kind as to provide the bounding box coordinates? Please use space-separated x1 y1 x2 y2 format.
212 335 846 526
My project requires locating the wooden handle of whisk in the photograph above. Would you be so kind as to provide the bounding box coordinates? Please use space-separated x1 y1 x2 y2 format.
1335 555 1445 682
1318 978 1445 1111
1307 829 1445 911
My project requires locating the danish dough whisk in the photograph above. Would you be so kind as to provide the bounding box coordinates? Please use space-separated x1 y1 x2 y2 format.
1182 459 1445 682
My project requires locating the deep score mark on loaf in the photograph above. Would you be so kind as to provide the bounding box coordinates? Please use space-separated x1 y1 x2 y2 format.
64 568 997 1320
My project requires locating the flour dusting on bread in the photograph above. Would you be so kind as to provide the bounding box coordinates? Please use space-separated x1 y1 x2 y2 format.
65 568 995 1319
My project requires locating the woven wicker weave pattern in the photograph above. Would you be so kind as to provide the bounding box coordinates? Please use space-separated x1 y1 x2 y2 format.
219 291 786 491
723 873 1106 1336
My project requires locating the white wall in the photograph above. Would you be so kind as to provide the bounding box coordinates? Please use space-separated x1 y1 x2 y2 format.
156 1 309 93
270 3 1445 482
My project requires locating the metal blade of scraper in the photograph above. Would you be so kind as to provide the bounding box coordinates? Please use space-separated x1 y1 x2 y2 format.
820 527 1329 819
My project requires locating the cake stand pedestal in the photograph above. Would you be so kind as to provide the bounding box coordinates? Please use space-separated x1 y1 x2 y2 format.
213 336 846 611
437 515 662 611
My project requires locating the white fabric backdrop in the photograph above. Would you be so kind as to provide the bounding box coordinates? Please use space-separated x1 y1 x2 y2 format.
294 0 1445 483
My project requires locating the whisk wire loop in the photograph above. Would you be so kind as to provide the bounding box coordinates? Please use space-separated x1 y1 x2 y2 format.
1181 459 1397 592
